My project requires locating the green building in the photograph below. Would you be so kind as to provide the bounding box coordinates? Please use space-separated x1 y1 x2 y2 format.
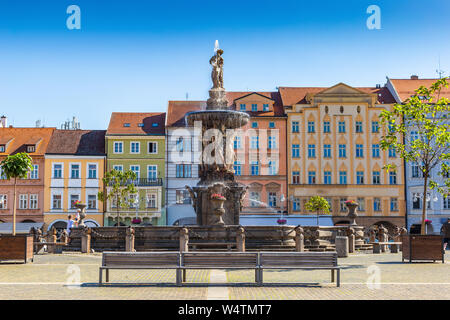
105 112 166 226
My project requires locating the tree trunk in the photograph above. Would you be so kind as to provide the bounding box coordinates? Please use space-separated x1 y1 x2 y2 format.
317 211 320 226
12 177 17 236
421 174 428 235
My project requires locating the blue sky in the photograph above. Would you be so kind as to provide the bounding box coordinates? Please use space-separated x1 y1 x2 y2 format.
0 0 449 129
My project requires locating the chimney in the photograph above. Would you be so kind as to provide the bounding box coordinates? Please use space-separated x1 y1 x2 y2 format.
411 75 419 80
0 115 7 128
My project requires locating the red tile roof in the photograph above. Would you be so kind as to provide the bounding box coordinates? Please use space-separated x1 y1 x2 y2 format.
106 113 166 135
0 127 55 156
166 101 206 127
389 78 450 102
46 130 106 155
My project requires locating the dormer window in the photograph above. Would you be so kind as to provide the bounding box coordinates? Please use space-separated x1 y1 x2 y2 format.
251 104 258 112
152 123 159 127
27 145 35 153
263 104 269 111
240 104 246 111
0 145 5 153
123 123 131 127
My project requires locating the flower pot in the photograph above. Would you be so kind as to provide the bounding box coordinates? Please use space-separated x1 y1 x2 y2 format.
211 198 226 226
345 203 358 226
0 234 34 263
402 235 444 263
74 203 87 227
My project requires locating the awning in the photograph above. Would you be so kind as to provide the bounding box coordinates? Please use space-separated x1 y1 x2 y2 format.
0 223 44 234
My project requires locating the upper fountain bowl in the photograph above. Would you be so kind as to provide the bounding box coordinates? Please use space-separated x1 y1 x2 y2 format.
186 109 250 129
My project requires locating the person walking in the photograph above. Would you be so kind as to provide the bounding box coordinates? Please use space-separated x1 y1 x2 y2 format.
440 218 450 250
67 215 74 234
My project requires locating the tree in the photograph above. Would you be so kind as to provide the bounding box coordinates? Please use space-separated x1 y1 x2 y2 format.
380 78 450 235
305 196 331 226
0 153 33 235
98 169 138 226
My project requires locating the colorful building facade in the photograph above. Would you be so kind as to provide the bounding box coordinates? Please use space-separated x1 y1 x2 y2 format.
44 130 106 231
105 112 166 226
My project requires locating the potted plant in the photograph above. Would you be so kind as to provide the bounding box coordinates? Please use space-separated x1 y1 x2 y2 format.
132 218 142 225
74 200 87 227
305 196 331 226
210 193 226 225
277 218 287 225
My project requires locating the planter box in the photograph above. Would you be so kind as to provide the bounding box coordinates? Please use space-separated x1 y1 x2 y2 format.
402 235 444 263
0 234 34 263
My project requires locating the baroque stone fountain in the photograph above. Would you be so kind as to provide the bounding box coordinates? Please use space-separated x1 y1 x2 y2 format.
185 42 249 226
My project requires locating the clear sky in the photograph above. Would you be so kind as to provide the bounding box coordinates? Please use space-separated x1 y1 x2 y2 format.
0 0 449 129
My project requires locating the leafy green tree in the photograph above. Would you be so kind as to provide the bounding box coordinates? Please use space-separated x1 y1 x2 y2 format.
0 153 33 235
98 169 138 226
305 196 331 226
380 78 450 235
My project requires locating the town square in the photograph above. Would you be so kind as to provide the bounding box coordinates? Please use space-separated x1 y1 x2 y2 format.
0 0 449 308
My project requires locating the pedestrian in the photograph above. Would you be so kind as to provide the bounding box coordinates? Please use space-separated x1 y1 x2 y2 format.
441 218 450 250
67 215 74 234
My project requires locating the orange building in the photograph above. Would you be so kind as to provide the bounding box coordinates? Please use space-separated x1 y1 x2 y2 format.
0 126 55 224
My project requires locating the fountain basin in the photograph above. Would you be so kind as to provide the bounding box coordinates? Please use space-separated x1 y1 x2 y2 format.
186 110 250 129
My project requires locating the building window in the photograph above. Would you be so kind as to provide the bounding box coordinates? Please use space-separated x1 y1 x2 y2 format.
268 161 277 175
251 122 258 128
234 136 242 149
372 144 380 158
340 198 347 212
71 164 80 179
53 164 63 179
88 195 97 209
130 142 140 154
308 144 316 158
356 171 364 185
308 121 315 133
19 194 28 209
412 193 422 209
388 146 396 158
372 171 381 184
293 198 301 212
355 144 364 158
374 198 381 212
29 194 38 209
308 171 316 184
148 165 158 179
268 192 277 207
130 165 140 179
355 121 363 133
323 121 330 133
443 197 450 210
88 164 97 179
0 167 5 179
323 144 331 158
70 194 80 209
233 161 242 176
176 190 191 204
148 142 158 154
389 171 397 185
292 121 299 133
250 136 259 149
250 192 260 207
268 136 277 149
176 138 184 152
357 198 365 211
269 121 275 128
0 145 5 153
113 141 123 153
339 171 347 185
372 121 379 133
263 104 270 111
251 161 259 176
147 194 157 208
30 165 39 179
251 104 258 112
27 145 35 153
52 195 61 209
176 164 191 178
0 194 7 209
390 198 398 211
292 144 300 158
113 165 123 172
338 121 346 133
338 144 346 158
240 104 246 111
324 171 331 184
292 171 300 184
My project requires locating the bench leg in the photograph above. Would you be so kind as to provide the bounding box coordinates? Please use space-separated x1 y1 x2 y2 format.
176 269 182 286
183 269 186 282
106 269 109 283
331 269 335 283
373 245 381 254
99 268 103 285
258 269 263 286
255 269 259 283
337 269 340 287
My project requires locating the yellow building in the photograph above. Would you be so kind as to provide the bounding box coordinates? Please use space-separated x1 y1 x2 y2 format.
44 130 106 232
281 83 405 229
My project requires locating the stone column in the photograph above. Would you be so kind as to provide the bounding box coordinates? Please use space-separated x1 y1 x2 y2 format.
179 227 189 252
335 236 349 258
46 227 57 254
348 227 355 253
236 227 245 252
295 226 305 252
81 227 91 254
369 229 377 243
125 227 135 252
378 225 388 252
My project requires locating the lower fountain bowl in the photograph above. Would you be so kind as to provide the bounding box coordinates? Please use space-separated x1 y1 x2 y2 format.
186 110 250 129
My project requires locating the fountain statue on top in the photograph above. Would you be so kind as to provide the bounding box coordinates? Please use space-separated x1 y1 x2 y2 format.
185 41 249 226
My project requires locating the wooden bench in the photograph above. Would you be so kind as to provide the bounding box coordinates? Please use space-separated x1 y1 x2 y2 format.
181 252 259 283
258 252 341 287
370 242 402 254
188 242 237 251
99 252 182 285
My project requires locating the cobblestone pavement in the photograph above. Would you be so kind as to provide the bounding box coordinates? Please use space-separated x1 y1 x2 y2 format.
0 252 448 300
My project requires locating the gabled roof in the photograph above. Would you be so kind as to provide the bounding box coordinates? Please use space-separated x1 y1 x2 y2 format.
46 130 106 156
166 101 206 127
106 113 166 135
226 91 285 117
388 78 450 102
0 127 55 156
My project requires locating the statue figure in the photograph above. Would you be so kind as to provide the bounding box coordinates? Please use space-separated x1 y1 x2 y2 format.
210 49 224 89
185 186 197 208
